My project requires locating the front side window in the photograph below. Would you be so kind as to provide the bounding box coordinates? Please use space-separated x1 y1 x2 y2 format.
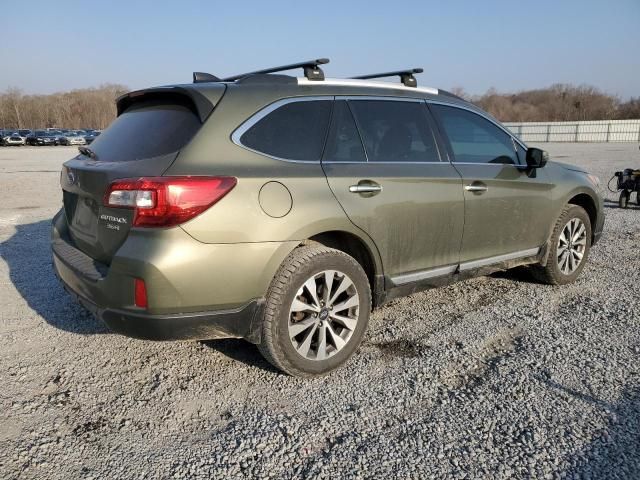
430 104 518 165
349 100 440 163
239 100 332 161
322 101 366 163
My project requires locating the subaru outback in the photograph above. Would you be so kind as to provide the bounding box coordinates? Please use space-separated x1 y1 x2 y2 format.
52 59 604 377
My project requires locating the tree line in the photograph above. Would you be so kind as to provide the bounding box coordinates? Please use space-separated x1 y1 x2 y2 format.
452 84 640 122
0 84 128 130
0 83 638 130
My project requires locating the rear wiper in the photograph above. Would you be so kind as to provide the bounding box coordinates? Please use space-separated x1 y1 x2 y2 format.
78 146 96 159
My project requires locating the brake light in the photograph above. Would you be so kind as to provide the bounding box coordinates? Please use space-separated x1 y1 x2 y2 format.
104 176 237 227
134 278 148 308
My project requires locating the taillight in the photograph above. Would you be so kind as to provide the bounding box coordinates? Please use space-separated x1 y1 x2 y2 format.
104 176 237 227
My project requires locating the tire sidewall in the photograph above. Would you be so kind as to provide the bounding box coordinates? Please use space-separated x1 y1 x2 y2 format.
548 205 592 284
271 252 371 376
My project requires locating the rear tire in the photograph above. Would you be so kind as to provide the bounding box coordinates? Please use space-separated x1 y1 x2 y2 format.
531 205 592 285
258 244 371 377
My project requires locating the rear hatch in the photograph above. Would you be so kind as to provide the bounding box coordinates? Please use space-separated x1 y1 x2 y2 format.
61 86 225 264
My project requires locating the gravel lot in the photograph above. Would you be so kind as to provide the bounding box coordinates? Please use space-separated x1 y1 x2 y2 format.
1 143 639 479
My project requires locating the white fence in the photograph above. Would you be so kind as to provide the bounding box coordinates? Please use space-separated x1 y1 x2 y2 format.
504 120 640 143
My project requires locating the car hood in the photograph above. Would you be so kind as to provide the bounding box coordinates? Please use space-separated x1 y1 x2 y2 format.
549 160 589 174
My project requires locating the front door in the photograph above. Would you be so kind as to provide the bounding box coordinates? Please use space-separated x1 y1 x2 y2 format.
429 103 555 266
322 98 465 283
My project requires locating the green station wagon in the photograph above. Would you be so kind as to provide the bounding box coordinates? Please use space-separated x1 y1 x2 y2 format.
52 59 604 376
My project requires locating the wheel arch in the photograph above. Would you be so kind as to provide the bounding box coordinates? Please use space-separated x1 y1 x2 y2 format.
567 192 598 241
302 230 384 306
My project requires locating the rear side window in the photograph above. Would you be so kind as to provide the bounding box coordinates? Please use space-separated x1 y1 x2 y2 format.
322 101 366 163
349 100 440 163
89 99 201 162
239 100 332 161
430 104 518 165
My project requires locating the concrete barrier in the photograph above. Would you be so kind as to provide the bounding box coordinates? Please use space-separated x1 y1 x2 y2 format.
504 120 640 143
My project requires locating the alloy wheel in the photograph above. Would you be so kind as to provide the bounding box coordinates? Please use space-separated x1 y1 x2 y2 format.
288 270 360 361
557 218 587 275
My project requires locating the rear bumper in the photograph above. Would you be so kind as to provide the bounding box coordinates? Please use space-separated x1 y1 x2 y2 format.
50 209 294 343
58 276 264 342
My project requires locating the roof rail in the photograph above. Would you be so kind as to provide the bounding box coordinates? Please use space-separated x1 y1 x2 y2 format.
350 68 424 88
222 58 329 82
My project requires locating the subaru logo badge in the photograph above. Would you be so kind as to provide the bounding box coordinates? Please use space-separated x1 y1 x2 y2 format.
67 168 77 185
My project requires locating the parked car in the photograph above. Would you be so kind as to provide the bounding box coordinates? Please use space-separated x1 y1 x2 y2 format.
57 131 87 146
52 59 605 377
84 131 101 144
47 131 63 145
3 132 26 146
26 130 56 146
18 129 32 139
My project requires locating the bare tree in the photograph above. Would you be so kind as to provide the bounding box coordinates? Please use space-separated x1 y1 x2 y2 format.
0 84 128 130
0 83 637 129
471 84 630 122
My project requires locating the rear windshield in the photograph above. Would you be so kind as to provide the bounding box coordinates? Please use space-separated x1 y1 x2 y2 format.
88 98 201 162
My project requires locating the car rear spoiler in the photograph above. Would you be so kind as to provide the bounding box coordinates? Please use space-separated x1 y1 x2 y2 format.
116 85 224 123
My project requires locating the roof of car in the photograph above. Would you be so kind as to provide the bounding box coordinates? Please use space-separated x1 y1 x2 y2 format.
119 70 484 123
182 74 472 107
119 58 476 116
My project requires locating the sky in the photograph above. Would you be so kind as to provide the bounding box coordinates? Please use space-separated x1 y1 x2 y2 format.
1 0 638 98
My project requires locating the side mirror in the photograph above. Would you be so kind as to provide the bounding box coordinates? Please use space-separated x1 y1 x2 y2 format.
526 147 549 168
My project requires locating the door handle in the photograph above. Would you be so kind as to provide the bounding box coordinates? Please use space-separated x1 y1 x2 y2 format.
464 183 488 193
349 182 382 194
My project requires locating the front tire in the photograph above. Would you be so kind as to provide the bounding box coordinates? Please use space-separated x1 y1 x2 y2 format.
532 205 592 285
258 244 371 377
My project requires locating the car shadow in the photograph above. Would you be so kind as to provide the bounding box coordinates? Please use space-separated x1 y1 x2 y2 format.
604 204 639 210
2 219 283 372
603 197 640 210
535 377 640 479
200 339 280 374
491 265 543 284
1 219 108 335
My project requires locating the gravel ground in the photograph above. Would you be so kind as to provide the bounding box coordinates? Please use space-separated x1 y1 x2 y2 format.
1 143 639 479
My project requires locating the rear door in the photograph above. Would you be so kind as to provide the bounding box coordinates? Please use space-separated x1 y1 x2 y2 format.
322 98 464 282
429 103 554 266
61 92 218 264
